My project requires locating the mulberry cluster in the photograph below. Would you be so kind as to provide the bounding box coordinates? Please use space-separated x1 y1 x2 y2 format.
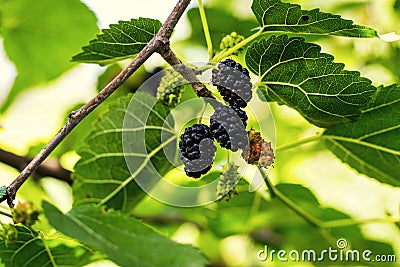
212 58 252 108
179 59 255 178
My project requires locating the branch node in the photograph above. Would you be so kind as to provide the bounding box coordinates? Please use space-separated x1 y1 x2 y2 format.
155 36 170 47
157 45 213 98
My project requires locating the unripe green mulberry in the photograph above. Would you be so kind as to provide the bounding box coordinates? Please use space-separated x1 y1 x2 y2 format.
157 70 186 107
217 163 241 201
219 32 245 54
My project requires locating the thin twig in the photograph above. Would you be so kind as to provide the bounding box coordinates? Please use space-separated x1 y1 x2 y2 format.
0 148 72 185
0 0 206 208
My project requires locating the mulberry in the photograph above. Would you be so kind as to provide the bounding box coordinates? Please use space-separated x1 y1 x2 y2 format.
219 32 245 54
179 124 216 178
212 59 252 108
157 69 186 107
210 105 248 152
241 129 275 168
217 163 241 201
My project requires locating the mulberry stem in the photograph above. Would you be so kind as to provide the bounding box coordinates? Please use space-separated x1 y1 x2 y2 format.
198 102 208 124
212 27 264 62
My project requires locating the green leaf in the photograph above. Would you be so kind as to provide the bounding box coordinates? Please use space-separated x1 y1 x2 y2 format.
395 0 400 10
0 0 98 113
0 224 99 267
56 65 152 156
245 35 376 127
0 186 6 199
43 202 207 267
323 84 400 186
251 0 378 37
72 92 179 212
72 18 161 65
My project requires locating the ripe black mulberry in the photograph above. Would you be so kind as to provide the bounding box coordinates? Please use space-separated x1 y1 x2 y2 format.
179 124 216 178
210 105 248 152
212 59 252 108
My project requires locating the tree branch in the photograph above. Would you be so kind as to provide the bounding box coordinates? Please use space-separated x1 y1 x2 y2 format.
0 0 206 208
0 148 72 185
157 45 212 98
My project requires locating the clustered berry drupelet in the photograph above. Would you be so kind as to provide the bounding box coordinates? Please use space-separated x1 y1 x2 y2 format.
212 58 252 108
219 32 245 55
217 163 241 201
179 124 216 178
157 69 186 108
241 129 274 168
179 59 255 178
210 105 248 152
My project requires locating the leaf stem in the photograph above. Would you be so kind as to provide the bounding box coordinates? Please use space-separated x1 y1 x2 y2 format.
212 27 264 62
197 0 213 59
259 167 321 228
226 150 231 163
275 133 322 152
257 167 339 247
249 193 262 218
